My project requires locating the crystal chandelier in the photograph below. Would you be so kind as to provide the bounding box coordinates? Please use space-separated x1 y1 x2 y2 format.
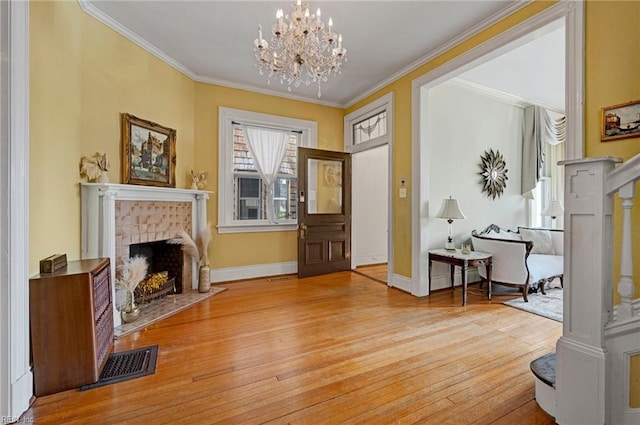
253 0 347 98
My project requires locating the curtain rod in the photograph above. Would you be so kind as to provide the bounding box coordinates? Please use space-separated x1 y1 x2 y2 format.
231 120 303 134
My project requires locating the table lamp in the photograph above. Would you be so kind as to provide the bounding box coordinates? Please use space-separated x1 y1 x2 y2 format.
542 200 564 229
436 196 467 250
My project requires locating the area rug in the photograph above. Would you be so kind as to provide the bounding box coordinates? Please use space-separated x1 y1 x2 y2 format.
80 345 158 391
114 287 226 338
503 286 563 322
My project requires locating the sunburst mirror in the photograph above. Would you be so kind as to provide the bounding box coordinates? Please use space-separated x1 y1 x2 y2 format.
478 149 508 200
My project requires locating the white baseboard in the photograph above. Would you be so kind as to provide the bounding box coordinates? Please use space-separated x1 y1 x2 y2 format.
429 270 481 292
389 273 412 293
211 261 297 283
10 369 32 420
355 255 387 267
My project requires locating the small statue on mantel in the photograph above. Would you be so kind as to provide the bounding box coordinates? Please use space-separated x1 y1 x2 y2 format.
79 152 110 183
190 170 208 190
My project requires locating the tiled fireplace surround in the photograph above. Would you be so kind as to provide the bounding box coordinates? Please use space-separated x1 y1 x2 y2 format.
115 200 193 294
81 183 210 327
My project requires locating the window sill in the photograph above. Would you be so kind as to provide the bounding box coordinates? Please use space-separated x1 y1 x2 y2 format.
217 223 297 234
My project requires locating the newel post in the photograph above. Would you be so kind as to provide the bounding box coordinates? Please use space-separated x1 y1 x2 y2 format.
555 157 621 425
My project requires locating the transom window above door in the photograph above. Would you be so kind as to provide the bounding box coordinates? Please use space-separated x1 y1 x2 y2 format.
218 107 317 234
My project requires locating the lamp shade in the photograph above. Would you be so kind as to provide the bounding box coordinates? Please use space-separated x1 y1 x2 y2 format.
542 200 564 218
435 197 467 220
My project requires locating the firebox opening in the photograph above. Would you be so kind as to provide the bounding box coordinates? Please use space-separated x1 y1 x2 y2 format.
130 240 184 294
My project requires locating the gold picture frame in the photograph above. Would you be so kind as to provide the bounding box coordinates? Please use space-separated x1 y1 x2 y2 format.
121 113 176 187
601 99 640 142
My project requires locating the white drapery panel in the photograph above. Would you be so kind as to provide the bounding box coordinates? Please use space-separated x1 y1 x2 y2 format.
242 125 289 222
521 105 566 198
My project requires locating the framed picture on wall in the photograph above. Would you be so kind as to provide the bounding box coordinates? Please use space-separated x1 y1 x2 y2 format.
601 100 640 142
121 113 176 187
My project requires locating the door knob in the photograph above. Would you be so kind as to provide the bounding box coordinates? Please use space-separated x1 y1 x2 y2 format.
299 223 307 240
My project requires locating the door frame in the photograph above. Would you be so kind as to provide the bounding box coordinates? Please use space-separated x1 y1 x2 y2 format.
344 92 394 287
1 0 32 418
411 1 584 296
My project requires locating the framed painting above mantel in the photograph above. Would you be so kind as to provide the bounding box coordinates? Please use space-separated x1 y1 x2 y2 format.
121 113 176 187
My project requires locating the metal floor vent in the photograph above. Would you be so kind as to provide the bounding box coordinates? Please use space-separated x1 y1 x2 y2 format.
80 345 158 391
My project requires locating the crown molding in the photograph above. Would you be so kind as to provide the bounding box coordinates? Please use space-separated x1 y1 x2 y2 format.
447 78 565 114
78 0 197 80
192 74 343 108
77 0 342 108
79 0 533 110
344 0 533 108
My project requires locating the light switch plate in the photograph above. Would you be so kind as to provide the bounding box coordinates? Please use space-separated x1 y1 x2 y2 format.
399 188 407 198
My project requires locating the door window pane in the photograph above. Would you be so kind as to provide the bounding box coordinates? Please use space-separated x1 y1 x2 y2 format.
307 159 342 215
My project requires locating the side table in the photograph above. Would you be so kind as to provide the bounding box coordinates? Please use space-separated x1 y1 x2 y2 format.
428 249 493 306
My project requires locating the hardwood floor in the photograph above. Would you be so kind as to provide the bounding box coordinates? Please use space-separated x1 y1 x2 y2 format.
24 272 560 424
353 263 388 283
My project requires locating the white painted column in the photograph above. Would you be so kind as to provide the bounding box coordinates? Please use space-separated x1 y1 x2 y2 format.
0 0 32 419
616 182 635 321
555 157 621 425
101 189 120 327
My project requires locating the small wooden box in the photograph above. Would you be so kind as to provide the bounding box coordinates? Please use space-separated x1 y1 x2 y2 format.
39 253 68 274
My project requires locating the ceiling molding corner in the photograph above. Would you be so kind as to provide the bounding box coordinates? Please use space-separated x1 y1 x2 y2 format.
344 0 533 108
192 75 344 109
78 0 344 109
78 0 198 80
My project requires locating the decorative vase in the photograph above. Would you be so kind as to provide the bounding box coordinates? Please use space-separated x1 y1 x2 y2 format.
121 305 140 323
198 266 210 293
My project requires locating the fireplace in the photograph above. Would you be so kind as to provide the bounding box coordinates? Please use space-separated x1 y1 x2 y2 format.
81 183 210 327
130 240 184 298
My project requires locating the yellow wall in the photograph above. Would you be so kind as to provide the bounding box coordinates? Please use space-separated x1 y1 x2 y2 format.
584 0 640 409
584 0 640 307
193 85 343 269
345 0 556 277
30 0 195 275
29 1 343 274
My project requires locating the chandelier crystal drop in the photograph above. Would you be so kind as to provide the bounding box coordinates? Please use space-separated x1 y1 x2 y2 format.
253 0 347 98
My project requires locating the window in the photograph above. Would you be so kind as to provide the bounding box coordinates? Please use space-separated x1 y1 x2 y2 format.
344 92 394 153
232 127 298 221
218 107 317 233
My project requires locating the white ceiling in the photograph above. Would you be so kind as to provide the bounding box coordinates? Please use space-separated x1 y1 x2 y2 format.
82 0 531 107
458 21 565 112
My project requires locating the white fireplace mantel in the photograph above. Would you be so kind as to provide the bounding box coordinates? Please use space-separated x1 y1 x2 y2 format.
80 182 211 327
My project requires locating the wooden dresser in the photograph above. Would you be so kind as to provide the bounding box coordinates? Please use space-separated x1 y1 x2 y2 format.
29 258 114 396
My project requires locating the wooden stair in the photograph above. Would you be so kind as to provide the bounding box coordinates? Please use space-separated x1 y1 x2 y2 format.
530 352 556 416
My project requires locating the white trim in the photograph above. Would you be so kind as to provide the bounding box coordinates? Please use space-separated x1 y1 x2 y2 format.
411 1 584 297
429 269 482 292
344 92 394 154
210 261 297 283
389 274 412 294
194 74 343 109
78 0 196 79
217 107 317 234
345 93 394 284
79 0 530 110
77 0 343 109
344 0 532 108
449 78 565 114
1 0 32 418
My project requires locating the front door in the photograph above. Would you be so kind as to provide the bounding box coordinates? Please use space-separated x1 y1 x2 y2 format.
297 148 351 278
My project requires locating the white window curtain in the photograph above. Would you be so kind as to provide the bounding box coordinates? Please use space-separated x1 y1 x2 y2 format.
241 125 289 222
521 105 566 198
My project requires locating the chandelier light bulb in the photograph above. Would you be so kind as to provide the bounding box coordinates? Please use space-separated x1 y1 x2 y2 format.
253 1 347 98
